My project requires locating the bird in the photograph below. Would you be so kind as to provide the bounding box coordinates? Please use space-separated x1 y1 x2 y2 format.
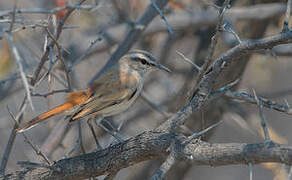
16 50 171 133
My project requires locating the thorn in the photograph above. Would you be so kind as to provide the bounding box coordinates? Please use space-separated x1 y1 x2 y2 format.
176 50 201 71
185 121 223 144
249 163 253 180
252 89 260 105
285 99 290 109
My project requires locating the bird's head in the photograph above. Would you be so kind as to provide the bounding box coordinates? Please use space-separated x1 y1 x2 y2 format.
121 50 171 75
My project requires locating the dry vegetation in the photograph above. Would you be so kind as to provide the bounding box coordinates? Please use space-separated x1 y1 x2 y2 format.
1 0 292 179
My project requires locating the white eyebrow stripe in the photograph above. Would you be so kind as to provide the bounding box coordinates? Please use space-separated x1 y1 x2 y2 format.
132 53 148 60
128 51 157 65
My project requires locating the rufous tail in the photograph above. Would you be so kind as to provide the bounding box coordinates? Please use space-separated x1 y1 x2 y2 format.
15 90 91 132
16 103 73 132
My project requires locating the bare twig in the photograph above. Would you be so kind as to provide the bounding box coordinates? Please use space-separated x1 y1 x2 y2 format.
208 79 240 100
0 5 104 17
65 139 81 158
150 148 176 180
8 0 17 32
222 23 242 44
6 0 34 110
57 48 72 91
249 163 253 180
68 36 103 71
30 0 88 86
253 90 271 141
21 133 52 165
85 3 291 59
7 34 34 110
196 0 231 84
159 25 292 132
31 89 70 98
0 18 48 25
0 97 27 175
283 0 292 32
12 23 47 33
151 0 173 34
225 91 292 115
6 107 52 165
0 3 33 170
48 40 54 73
44 27 72 91
185 121 222 144
175 50 201 71
89 0 170 86
40 119 70 157
288 166 292 179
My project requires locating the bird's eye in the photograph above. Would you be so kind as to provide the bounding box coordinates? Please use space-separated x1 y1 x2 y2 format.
132 57 150 65
140 59 147 65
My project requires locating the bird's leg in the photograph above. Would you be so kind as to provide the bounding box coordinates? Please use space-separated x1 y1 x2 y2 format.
96 117 123 142
117 118 127 132
102 118 118 132
87 118 103 150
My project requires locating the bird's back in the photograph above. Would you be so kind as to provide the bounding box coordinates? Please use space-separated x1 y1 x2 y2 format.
69 65 143 120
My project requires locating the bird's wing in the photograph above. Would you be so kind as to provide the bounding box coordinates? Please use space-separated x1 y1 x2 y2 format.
70 70 141 121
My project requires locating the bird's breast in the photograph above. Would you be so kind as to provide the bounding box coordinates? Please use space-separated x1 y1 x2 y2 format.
101 77 143 117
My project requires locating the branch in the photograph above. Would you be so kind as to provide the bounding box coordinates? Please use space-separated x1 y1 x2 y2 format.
283 0 292 32
31 15 292 180
88 0 170 85
30 0 87 86
225 90 292 115
196 0 230 86
176 140 292 166
84 3 288 58
151 0 173 34
5 0 34 110
0 97 27 175
159 29 292 131
253 90 271 141
4 28 292 180
3 131 292 179
3 2 292 179
0 5 103 17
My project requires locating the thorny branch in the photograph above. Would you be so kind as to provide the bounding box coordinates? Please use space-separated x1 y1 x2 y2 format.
88 0 170 85
30 0 88 86
6 0 34 110
3 7 292 180
0 0 88 176
2 1 292 179
225 90 292 115
283 0 292 32
3 131 292 180
0 5 104 17
196 0 231 84
0 97 27 175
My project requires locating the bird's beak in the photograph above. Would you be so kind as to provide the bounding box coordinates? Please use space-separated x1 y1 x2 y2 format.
156 63 171 73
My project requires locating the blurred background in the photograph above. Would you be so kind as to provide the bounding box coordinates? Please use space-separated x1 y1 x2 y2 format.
0 0 292 179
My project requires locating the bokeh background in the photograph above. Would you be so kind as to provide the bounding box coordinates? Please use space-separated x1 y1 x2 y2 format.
0 0 292 179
